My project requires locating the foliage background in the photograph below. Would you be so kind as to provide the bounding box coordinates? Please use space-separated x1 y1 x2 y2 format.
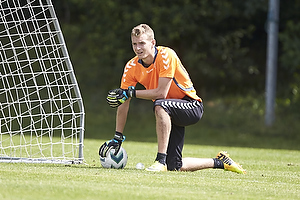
51 0 300 144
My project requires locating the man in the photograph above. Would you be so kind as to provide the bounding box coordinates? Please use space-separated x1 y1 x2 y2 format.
99 24 246 174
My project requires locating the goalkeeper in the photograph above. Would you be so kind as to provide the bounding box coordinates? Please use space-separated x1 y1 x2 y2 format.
99 24 246 174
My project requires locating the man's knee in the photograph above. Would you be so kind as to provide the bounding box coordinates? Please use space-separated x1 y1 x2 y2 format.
154 105 169 117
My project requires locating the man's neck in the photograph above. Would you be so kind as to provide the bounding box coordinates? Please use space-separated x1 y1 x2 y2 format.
139 46 158 67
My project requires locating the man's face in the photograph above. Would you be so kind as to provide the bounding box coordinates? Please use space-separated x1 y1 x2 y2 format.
131 33 155 61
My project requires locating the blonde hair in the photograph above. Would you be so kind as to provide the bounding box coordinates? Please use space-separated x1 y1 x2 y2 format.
131 24 154 40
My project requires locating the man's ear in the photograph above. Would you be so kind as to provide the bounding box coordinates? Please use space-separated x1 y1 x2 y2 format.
152 39 156 47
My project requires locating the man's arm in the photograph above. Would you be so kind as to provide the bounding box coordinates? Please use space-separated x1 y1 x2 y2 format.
110 77 172 132
135 77 172 100
99 98 130 157
116 98 131 133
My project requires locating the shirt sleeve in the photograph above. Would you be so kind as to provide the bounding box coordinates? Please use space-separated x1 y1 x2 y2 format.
157 48 177 78
120 59 137 89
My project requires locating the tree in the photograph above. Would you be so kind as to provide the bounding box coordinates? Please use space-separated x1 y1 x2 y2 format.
51 0 300 110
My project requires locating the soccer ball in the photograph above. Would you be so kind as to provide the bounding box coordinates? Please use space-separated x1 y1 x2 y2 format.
100 147 128 169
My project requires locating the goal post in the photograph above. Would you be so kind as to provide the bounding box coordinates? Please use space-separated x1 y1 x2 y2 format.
0 0 85 164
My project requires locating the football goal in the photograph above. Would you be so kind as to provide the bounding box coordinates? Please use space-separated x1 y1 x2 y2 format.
0 0 85 164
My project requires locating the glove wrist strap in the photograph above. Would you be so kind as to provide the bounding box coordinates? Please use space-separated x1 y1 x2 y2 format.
114 131 125 142
127 86 136 98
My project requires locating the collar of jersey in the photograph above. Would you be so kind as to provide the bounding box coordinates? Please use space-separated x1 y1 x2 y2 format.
138 46 158 68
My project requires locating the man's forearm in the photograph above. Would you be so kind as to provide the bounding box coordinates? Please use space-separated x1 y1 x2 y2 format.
135 77 172 100
116 99 130 133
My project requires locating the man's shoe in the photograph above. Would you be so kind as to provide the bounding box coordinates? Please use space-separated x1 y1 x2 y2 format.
216 151 246 174
145 161 167 172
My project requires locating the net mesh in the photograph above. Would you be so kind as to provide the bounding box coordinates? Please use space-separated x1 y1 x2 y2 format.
0 0 85 163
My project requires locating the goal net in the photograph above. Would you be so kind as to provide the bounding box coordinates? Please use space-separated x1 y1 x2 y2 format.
0 0 85 164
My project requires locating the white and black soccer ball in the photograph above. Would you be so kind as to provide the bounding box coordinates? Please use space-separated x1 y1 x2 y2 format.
100 147 128 169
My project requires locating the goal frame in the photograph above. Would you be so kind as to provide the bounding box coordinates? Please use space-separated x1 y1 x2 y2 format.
0 0 85 164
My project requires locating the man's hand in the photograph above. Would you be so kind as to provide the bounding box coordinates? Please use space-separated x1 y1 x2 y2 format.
106 88 128 108
106 86 135 108
99 132 126 157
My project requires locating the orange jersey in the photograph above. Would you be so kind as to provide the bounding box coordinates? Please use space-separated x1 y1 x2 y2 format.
120 46 202 102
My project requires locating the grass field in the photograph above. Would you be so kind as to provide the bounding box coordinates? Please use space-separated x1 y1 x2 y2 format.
1 95 299 199
0 139 299 200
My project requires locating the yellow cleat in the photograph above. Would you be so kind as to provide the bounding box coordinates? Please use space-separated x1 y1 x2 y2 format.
145 161 167 172
216 151 246 174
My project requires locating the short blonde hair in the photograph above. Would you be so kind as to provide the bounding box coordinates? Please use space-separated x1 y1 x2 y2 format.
131 24 154 40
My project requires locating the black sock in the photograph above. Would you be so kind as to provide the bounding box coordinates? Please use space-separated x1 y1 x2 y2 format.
155 153 167 165
213 158 224 169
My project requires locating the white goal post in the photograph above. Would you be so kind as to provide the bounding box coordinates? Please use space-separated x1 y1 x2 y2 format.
0 0 85 164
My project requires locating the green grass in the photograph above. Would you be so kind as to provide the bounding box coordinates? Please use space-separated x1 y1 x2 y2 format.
1 95 299 199
0 139 299 200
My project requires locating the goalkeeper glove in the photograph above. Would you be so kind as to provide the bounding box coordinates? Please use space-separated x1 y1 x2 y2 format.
99 132 126 157
106 86 136 108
